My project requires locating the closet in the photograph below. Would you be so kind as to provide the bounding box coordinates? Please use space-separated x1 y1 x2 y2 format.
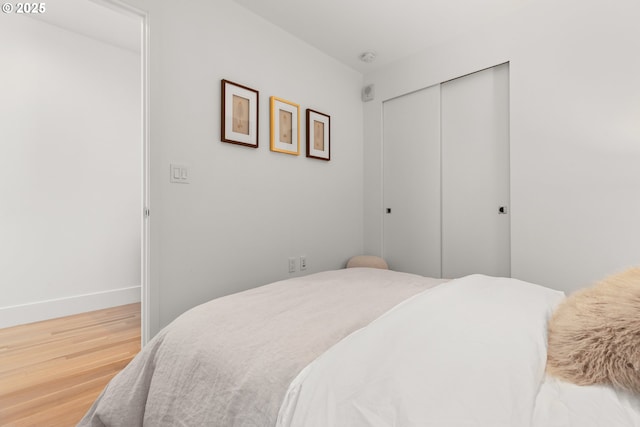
382 63 510 279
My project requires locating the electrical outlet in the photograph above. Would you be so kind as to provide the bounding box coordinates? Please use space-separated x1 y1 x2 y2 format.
300 255 307 271
288 257 296 273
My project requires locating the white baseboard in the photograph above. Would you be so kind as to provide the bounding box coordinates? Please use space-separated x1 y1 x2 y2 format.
0 286 141 329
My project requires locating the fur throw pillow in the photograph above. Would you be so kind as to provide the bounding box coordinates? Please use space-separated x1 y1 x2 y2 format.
546 267 640 393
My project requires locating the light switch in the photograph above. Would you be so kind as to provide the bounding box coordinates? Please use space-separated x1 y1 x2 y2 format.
170 164 190 184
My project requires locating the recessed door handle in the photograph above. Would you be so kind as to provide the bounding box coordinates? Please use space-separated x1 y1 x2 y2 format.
498 206 508 214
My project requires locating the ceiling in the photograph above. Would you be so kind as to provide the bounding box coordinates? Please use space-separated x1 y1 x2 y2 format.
233 0 535 73
28 0 534 72
28 0 140 53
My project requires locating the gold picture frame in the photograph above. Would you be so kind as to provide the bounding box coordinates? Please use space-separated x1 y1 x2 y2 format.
306 109 330 161
221 79 259 148
270 96 300 155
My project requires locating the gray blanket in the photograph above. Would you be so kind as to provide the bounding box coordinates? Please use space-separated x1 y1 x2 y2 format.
78 268 444 427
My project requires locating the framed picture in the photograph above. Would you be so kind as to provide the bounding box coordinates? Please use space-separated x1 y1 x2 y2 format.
270 96 300 155
221 79 259 148
306 109 331 161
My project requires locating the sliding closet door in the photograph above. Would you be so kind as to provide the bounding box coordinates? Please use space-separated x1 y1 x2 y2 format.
441 63 510 278
382 85 441 277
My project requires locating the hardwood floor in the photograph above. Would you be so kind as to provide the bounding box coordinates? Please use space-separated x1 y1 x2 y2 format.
0 303 141 427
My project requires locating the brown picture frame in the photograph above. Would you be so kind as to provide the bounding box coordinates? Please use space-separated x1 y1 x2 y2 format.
306 109 330 161
221 79 259 148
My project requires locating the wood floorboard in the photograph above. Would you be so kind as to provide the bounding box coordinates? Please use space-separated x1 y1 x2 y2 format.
0 303 141 427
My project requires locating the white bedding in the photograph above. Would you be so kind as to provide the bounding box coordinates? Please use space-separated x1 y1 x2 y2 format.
277 274 640 427
534 376 640 427
79 270 640 426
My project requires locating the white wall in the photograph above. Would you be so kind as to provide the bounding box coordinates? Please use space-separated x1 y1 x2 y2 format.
122 0 364 334
0 16 141 328
363 0 640 293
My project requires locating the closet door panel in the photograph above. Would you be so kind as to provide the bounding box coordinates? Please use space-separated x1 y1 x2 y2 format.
441 64 511 278
382 85 441 277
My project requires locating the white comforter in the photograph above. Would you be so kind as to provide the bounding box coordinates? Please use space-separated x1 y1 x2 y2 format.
277 274 640 427
534 376 640 427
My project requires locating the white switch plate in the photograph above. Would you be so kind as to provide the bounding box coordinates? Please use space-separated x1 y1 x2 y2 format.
288 257 296 273
170 164 190 184
300 255 307 271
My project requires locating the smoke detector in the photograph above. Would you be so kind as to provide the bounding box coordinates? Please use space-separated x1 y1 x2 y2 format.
359 51 377 63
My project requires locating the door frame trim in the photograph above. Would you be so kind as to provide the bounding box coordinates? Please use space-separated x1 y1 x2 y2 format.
100 0 151 345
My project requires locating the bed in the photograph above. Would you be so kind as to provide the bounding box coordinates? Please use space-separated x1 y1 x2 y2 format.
78 267 640 427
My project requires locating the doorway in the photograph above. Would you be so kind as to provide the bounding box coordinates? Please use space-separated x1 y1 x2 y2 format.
0 0 149 342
